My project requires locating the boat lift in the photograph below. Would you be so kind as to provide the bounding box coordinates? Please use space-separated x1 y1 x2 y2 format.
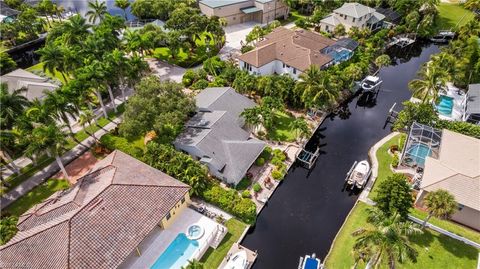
384 102 399 127
296 147 320 169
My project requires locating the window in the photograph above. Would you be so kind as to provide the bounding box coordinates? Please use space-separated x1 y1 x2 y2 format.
325 25 329 31
233 17 236 20
181 197 185 204
166 212 171 220
352 17 355 23
359 17 362 22
458 204 464 211
293 68 296 74
283 63 286 68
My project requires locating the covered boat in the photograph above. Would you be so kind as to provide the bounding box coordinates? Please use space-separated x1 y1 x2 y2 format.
345 160 371 189
361 76 382 92
299 253 321 269
224 250 248 269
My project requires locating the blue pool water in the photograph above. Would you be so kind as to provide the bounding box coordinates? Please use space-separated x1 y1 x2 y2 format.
406 143 432 167
151 233 199 269
329 49 352 63
436 95 454 116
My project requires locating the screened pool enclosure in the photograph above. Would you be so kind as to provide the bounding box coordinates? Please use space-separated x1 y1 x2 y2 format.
400 122 442 168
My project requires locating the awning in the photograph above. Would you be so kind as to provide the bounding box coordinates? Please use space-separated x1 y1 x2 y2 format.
241 6 261 14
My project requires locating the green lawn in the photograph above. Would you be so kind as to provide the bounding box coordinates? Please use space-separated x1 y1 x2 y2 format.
410 208 480 244
3 178 70 217
1 155 53 195
368 133 405 199
153 32 221 68
325 202 479 269
266 111 297 142
435 3 475 31
26 62 69 84
200 218 248 268
280 10 306 25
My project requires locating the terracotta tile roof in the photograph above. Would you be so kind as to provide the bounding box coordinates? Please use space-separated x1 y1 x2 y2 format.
0 151 190 269
237 27 335 71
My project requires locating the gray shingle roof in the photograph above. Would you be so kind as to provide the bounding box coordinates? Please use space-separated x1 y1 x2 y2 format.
0 151 190 269
334 3 376 18
466 84 480 115
175 88 265 185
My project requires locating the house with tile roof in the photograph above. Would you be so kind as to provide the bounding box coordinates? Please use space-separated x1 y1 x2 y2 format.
199 0 289 25
0 68 59 101
174 87 265 186
415 130 480 231
237 27 357 79
319 2 385 33
0 151 193 269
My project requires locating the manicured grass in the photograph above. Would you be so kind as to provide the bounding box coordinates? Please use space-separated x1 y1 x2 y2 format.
26 62 69 84
3 178 70 217
266 111 297 142
325 202 479 269
280 10 306 25
435 3 475 31
200 218 248 268
0 155 53 195
153 32 220 68
368 133 405 199
410 208 480 244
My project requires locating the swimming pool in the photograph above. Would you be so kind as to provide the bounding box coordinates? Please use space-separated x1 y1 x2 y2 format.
150 233 199 269
436 95 454 116
406 143 432 167
329 49 352 63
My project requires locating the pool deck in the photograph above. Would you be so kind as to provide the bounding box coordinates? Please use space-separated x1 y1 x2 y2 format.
218 242 258 269
119 207 225 269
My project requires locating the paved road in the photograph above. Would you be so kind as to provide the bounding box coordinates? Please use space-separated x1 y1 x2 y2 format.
147 59 186 83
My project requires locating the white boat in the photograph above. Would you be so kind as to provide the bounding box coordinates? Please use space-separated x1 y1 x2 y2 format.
361 76 382 92
345 160 371 189
298 253 321 269
224 250 248 269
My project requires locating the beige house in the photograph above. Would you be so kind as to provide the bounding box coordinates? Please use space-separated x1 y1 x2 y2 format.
415 130 480 231
0 150 192 269
0 68 58 101
199 0 289 25
319 2 385 33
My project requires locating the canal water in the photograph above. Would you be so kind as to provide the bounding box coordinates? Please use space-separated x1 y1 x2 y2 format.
54 0 136 21
241 42 440 269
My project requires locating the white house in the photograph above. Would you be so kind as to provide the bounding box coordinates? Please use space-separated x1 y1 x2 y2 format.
319 2 385 33
0 68 58 101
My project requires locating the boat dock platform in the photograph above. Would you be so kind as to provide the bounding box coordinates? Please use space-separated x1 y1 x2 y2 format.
386 35 416 48
218 243 258 269
296 147 320 169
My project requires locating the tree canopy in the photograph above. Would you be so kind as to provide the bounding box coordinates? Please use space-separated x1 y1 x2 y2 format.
373 173 414 221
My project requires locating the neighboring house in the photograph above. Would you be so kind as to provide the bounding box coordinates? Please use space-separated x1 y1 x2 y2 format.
319 2 385 33
464 83 480 125
0 2 20 23
174 87 265 186
0 151 192 269
415 129 480 231
199 0 289 25
237 27 357 79
0 68 58 101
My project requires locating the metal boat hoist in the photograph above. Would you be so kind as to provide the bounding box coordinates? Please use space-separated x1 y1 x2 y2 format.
296 148 320 169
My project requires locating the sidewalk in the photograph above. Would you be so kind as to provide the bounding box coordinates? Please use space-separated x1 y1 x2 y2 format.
0 117 121 210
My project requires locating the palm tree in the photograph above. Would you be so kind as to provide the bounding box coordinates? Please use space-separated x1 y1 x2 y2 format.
241 107 263 133
61 15 90 46
182 259 204 269
78 109 99 142
0 84 30 130
290 118 310 142
86 0 108 24
408 62 448 103
298 65 339 110
114 0 130 21
43 91 80 141
24 123 70 179
421 190 457 229
375 54 391 69
37 43 68 82
344 64 364 83
352 208 422 269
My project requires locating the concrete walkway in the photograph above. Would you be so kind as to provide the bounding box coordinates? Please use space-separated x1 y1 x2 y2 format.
0 117 121 209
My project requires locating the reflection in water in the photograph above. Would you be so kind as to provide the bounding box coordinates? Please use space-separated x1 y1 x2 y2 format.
53 0 136 21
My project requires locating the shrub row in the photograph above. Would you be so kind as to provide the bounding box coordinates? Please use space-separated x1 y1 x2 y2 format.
99 134 144 158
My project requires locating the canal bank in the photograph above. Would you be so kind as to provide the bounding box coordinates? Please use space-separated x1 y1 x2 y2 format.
241 42 441 269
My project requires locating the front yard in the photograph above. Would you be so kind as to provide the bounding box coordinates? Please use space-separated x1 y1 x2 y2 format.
200 218 248 268
324 201 479 269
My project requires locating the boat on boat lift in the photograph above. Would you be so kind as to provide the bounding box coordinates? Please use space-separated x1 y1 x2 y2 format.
430 30 455 43
345 160 371 189
223 250 248 269
298 253 322 269
361 76 383 92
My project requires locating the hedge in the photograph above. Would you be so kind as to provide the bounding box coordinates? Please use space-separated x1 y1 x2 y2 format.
436 120 480 139
99 134 144 158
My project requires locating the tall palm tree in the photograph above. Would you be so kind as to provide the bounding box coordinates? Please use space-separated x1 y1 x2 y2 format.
24 123 70 179
0 84 30 130
290 118 310 142
421 190 457 229
298 65 339 110
352 208 421 269
114 0 130 21
37 43 68 82
61 15 90 46
375 54 391 69
78 109 99 141
408 62 448 103
86 0 108 24
43 91 80 139
241 107 263 133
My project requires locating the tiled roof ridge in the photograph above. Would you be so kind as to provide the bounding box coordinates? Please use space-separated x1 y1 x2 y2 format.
72 165 116 202
207 87 231 108
110 182 190 189
422 169 460 189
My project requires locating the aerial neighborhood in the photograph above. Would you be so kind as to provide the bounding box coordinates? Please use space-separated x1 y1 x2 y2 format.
0 0 479 269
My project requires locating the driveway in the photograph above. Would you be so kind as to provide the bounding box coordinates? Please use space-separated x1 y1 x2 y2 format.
147 59 186 83
219 22 258 60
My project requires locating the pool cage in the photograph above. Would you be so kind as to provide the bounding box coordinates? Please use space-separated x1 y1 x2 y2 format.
400 122 442 169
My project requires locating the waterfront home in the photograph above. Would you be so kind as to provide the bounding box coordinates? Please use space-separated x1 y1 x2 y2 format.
174 87 265 186
319 2 385 33
0 150 225 269
238 27 357 79
464 83 480 124
414 129 480 231
0 68 58 101
199 0 289 25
